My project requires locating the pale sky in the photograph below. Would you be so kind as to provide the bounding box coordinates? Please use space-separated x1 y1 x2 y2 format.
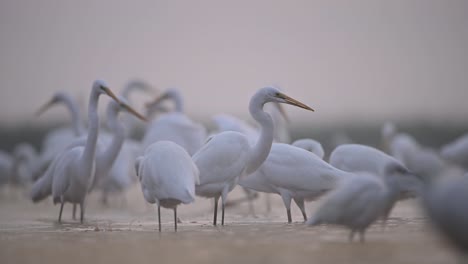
1 0 467 126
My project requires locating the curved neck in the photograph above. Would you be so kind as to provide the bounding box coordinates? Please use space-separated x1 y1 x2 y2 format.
98 104 125 176
170 90 184 112
80 89 100 175
62 95 85 136
244 96 274 175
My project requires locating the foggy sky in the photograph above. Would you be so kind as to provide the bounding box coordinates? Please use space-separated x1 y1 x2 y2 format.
1 0 467 126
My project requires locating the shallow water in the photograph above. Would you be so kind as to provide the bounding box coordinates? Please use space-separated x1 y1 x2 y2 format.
0 186 460 264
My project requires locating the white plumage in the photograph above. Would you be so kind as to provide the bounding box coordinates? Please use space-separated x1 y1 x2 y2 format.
292 138 325 159
329 144 421 223
135 141 199 231
239 143 344 223
194 87 314 225
307 171 389 242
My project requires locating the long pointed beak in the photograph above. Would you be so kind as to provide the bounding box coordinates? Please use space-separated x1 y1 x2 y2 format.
102 87 121 104
35 100 55 116
275 103 290 123
121 103 148 122
277 93 314 112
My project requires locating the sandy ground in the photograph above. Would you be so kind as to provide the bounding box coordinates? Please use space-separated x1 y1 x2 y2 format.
0 185 461 264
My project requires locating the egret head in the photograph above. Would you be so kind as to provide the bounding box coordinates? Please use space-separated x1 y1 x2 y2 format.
261 87 314 111
35 92 72 116
92 80 120 103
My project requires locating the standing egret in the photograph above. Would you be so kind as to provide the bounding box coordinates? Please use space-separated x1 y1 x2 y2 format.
48 80 119 223
32 80 145 223
292 138 325 159
135 141 199 231
329 144 420 223
193 87 314 225
239 143 348 223
142 88 207 155
307 163 405 242
53 96 146 221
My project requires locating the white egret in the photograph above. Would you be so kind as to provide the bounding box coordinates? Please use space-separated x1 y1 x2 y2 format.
239 143 347 223
422 172 468 254
142 88 207 155
135 141 199 231
329 144 421 223
307 163 405 242
31 80 145 223
292 138 325 159
50 81 119 223
382 122 454 180
440 134 468 170
194 87 314 225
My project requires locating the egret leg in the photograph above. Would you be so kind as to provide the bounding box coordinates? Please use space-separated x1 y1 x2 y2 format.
221 187 229 226
287 209 292 223
222 202 225 226
158 204 161 232
293 198 307 222
265 194 272 213
349 230 355 242
174 208 177 232
279 190 292 223
72 204 77 220
213 196 219 226
79 202 85 224
359 230 365 243
58 200 65 224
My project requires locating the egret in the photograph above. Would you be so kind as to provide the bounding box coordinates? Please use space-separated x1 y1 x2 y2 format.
329 144 421 223
440 134 468 170
193 87 314 225
422 172 468 254
31 80 145 223
382 122 453 180
307 163 406 242
292 138 325 159
135 141 199 231
239 143 347 223
142 88 207 155
212 103 290 214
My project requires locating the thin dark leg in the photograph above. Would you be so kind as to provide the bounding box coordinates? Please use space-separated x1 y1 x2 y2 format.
213 197 219 226
293 198 307 222
349 230 355 242
80 203 84 224
58 200 65 223
359 230 365 243
72 204 76 220
221 202 225 226
174 208 177 232
287 209 292 223
158 204 161 232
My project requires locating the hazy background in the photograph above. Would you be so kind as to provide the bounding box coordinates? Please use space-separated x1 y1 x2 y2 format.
0 0 467 132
